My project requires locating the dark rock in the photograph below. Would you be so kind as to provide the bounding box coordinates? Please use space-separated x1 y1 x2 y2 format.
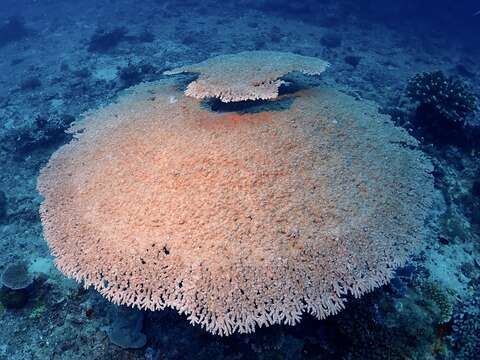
11 58 24 65
321 33 342 48
137 29 155 43
180 31 199 46
35 115 48 129
460 262 475 278
73 67 91 79
396 264 416 279
250 0 314 16
0 287 29 309
388 277 407 297
472 179 480 198
144 347 161 360
438 235 450 245
7 113 76 158
119 64 143 88
254 38 266 50
108 306 147 349
60 114 76 124
344 55 361 67
453 64 475 79
269 26 283 43
87 27 128 53
321 16 341 28
118 62 156 88
284 1 312 14
0 17 30 47
20 77 41 91
0 190 6 221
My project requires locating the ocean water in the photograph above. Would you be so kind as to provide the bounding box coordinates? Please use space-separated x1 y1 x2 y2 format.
0 1 479 359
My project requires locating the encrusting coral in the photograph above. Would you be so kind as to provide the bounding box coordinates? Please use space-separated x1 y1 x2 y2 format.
38 52 434 336
0 261 34 309
164 50 329 102
1 261 33 290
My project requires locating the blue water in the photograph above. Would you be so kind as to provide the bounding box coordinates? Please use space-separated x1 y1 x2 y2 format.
0 1 479 359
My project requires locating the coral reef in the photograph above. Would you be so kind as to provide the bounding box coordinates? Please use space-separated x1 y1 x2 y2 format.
421 280 454 324
406 71 477 144
5 114 75 157
333 292 439 359
450 290 480 360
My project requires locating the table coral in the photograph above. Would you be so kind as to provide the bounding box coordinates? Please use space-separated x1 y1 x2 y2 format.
38 54 435 336
164 51 329 102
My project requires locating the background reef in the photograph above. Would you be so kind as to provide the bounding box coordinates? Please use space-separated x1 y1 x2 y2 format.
0 0 479 359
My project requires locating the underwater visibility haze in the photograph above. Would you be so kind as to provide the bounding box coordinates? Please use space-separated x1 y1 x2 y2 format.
0 1 479 359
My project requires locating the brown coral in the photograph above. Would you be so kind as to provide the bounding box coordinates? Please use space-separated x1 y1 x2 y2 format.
164 51 329 102
38 75 434 336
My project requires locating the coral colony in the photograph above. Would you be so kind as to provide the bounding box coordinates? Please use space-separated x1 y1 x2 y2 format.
38 51 435 336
